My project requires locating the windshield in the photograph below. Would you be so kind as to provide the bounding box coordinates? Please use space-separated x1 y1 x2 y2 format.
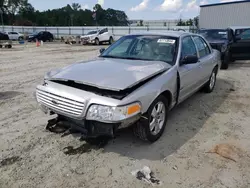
87 30 98 35
100 35 178 65
198 29 228 40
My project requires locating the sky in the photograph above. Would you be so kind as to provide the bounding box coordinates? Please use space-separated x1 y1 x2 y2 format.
29 0 241 20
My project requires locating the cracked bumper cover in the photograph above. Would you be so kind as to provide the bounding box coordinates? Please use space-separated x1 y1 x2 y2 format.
39 103 141 137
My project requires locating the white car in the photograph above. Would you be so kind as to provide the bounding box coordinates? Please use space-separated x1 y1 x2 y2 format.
81 28 114 45
6 31 24 40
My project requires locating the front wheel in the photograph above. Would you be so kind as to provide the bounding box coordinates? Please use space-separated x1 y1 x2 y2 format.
133 95 168 142
95 38 100 45
203 68 217 93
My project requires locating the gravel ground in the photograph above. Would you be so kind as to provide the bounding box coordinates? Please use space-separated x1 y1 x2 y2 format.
0 43 250 188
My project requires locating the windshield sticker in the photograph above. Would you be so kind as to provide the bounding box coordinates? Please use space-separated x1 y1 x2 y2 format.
157 39 175 44
218 32 226 34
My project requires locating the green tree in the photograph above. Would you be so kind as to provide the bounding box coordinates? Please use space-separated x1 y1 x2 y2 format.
177 19 186 26
71 3 80 11
194 16 199 28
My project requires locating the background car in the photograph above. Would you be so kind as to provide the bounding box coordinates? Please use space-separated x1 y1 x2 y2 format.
0 32 12 48
28 31 54 42
6 31 24 40
198 27 250 70
198 29 229 69
81 28 114 45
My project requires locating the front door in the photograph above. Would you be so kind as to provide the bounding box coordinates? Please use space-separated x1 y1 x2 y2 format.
178 36 202 102
230 28 250 60
98 28 109 42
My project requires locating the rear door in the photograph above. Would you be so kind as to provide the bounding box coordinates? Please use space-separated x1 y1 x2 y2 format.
192 35 215 83
230 28 250 60
178 36 201 102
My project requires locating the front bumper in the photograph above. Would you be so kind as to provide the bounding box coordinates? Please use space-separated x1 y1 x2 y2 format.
38 102 140 138
81 38 95 44
46 115 120 138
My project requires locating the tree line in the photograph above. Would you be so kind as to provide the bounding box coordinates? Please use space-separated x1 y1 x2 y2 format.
0 0 129 26
0 0 199 27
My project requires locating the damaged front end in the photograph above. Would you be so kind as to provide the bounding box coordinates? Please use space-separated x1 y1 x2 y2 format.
45 115 120 139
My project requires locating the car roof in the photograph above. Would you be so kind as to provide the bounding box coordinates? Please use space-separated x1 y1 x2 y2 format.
229 26 250 31
127 31 194 38
199 29 227 31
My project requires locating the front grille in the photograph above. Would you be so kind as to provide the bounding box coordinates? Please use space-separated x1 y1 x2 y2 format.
210 43 222 52
36 89 85 117
82 37 89 41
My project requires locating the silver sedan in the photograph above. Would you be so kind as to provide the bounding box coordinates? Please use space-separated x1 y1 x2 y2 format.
36 31 221 142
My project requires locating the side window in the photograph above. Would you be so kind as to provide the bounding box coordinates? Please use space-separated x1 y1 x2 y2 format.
99 29 105 34
236 28 250 40
13 32 18 34
181 36 197 59
193 36 210 58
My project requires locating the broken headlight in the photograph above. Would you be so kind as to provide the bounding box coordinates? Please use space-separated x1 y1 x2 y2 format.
86 103 141 122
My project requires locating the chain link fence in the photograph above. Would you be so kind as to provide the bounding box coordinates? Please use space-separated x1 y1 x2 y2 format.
2 25 197 40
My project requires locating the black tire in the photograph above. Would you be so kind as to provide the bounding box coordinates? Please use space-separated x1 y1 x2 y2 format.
18 36 23 41
109 37 114 45
221 61 229 70
0 45 2 48
221 52 230 70
203 67 217 93
95 38 100 45
133 95 168 142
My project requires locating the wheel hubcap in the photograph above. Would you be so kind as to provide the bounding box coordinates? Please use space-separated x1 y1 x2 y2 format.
149 102 166 135
210 72 216 89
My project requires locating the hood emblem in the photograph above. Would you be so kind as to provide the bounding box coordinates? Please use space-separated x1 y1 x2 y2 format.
51 99 59 105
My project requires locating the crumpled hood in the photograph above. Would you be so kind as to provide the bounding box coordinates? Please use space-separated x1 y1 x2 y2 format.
48 58 171 91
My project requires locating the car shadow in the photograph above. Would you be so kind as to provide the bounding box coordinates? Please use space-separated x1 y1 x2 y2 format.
102 78 234 160
0 91 23 100
229 60 250 69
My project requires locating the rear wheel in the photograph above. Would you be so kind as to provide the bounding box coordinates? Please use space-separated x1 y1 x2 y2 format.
133 95 168 142
18 36 23 41
109 37 114 44
203 67 217 93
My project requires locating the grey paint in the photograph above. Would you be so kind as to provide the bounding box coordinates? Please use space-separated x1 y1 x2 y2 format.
200 2 250 29
36 32 221 128
49 58 171 91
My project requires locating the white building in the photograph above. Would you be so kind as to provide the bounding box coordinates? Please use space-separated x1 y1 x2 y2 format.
199 0 250 29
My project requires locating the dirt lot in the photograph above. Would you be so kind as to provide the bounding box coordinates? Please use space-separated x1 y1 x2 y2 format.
1 43 250 188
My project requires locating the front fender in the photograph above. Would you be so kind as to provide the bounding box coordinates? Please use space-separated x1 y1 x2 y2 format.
120 66 178 113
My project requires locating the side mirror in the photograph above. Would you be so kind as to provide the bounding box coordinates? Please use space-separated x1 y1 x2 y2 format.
181 55 198 65
99 48 105 54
